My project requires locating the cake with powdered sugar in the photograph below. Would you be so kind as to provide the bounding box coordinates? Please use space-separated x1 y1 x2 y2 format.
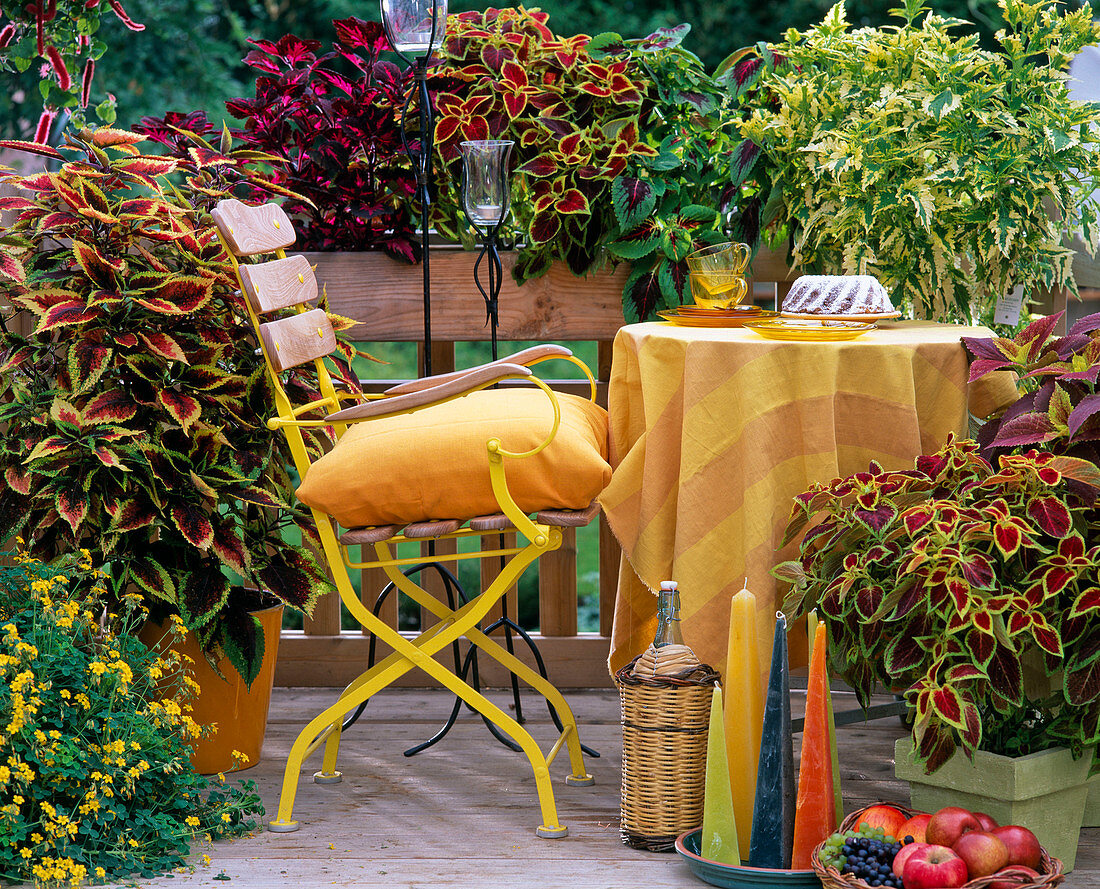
781 275 895 316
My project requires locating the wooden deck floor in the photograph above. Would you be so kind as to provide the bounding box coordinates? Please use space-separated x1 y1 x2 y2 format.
114 686 1100 888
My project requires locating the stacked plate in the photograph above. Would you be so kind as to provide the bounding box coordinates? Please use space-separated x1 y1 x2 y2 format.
657 304 779 328
743 317 876 341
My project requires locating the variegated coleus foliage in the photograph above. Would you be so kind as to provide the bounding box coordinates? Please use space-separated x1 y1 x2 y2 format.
966 311 1100 481
0 127 361 684
428 6 658 284
738 0 1100 323
776 436 1100 773
214 17 418 259
589 25 735 321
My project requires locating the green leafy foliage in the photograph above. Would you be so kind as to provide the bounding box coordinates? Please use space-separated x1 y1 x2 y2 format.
776 436 1100 773
0 550 264 886
592 26 733 320
738 0 1100 322
0 0 144 137
0 126 350 681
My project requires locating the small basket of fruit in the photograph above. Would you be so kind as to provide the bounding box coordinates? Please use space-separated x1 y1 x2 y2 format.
812 803 1064 889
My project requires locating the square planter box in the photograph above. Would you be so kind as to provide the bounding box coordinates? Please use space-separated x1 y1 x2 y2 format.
894 737 1091 872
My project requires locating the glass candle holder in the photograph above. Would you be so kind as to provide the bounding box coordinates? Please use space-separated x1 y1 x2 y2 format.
460 140 514 228
380 0 448 56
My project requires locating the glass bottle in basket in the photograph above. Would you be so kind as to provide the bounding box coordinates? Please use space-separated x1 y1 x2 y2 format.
632 581 702 677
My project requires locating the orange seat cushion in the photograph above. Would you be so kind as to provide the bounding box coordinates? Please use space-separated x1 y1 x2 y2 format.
296 389 611 528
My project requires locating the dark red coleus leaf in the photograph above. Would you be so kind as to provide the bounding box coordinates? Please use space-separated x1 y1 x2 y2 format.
884 632 925 674
180 564 231 628
133 276 214 315
932 685 965 729
917 722 957 773
986 646 1023 704
212 524 249 576
220 606 264 687
161 390 202 432
961 553 994 589
171 503 214 550
109 498 156 533
84 390 137 425
258 548 323 610
1027 496 1071 538
57 489 87 535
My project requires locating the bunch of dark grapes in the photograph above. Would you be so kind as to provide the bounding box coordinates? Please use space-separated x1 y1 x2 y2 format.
840 836 904 887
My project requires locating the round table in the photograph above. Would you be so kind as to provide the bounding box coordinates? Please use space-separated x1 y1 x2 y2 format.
597 320 1018 680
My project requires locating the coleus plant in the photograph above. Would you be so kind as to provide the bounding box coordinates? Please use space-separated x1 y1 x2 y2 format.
588 25 732 321
775 435 1100 772
197 17 419 258
429 5 658 283
965 310 1100 484
0 0 144 138
0 126 365 684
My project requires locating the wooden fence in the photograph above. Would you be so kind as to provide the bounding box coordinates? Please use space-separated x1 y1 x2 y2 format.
272 246 797 688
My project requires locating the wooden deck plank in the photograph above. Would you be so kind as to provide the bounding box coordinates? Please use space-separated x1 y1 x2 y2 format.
100 687 1100 889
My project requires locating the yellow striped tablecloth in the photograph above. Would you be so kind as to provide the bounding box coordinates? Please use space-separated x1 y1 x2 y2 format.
598 320 1018 682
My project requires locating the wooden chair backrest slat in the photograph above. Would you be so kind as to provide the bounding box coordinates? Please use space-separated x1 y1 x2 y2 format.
211 199 296 255
259 308 337 373
239 255 318 314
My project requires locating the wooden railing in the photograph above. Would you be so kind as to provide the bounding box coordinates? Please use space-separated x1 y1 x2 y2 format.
273 246 797 688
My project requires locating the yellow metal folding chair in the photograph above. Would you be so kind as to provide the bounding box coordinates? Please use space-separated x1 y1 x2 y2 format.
212 198 600 837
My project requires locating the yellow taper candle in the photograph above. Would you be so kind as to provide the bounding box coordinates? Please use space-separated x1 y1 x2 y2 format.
724 580 764 861
702 685 740 864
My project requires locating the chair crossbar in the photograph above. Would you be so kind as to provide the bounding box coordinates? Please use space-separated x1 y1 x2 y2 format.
238 254 317 313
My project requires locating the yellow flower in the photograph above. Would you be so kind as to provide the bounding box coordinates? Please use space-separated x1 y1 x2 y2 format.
128 838 138 848
202 854 211 866
95 867 106 878
185 816 200 827
20 847 32 859
221 813 231 823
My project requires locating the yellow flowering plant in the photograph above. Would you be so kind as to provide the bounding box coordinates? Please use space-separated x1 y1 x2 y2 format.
0 550 263 888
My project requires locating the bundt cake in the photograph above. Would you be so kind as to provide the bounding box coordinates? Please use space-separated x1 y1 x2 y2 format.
781 275 895 316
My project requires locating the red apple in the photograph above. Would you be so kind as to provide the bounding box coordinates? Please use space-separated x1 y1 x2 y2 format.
974 811 999 831
991 824 1043 870
988 865 1042 889
856 803 908 838
926 805 981 847
953 830 1009 878
903 844 970 889
898 812 933 844
892 841 929 878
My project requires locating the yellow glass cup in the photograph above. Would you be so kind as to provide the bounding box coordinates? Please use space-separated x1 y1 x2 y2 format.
689 272 748 310
686 242 751 275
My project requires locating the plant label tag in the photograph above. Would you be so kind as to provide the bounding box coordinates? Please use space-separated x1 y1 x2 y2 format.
994 285 1024 326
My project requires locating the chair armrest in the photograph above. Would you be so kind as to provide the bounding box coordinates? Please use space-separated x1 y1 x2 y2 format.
382 344 572 396
325 362 533 423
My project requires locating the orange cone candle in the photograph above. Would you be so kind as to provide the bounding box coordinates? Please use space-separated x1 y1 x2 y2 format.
808 611 843 824
724 581 763 861
791 620 838 868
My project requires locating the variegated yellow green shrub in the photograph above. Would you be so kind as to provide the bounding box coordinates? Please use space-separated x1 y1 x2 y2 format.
739 0 1100 322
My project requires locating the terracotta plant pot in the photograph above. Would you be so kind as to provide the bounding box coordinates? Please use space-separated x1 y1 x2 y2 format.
141 603 283 775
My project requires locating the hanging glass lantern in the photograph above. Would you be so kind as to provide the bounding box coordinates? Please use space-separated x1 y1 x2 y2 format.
460 140 514 229
380 0 447 57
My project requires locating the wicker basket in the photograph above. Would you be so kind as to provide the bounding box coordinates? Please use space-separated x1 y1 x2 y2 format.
811 804 1065 889
616 656 720 852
